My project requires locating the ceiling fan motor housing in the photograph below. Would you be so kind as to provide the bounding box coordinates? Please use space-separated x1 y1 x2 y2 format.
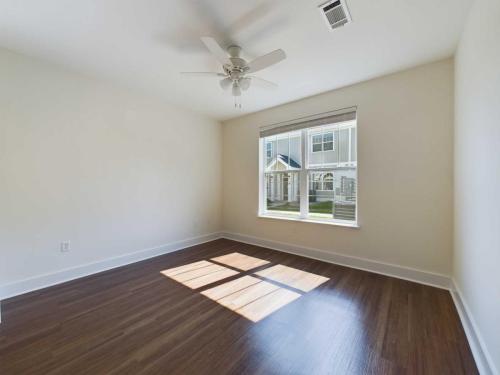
225 45 249 76
183 37 285 102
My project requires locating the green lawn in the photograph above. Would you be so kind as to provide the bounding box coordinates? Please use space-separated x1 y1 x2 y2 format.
309 200 333 214
267 201 300 212
267 200 333 214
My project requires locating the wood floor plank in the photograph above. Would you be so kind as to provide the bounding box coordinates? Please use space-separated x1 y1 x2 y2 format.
0 239 478 374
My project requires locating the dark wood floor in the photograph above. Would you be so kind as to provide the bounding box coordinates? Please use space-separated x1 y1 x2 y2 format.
0 239 477 375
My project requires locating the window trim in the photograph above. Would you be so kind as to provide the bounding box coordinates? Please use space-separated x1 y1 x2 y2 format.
257 212 360 228
259 120 358 227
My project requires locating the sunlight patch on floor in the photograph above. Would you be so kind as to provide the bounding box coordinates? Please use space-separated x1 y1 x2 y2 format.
201 275 261 300
161 260 213 276
202 276 301 322
161 261 238 289
161 254 329 322
210 252 270 271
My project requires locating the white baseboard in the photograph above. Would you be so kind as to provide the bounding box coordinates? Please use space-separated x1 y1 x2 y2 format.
451 279 498 375
221 231 451 289
0 232 222 301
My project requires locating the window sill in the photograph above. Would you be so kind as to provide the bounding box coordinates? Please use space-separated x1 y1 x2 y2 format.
258 213 360 228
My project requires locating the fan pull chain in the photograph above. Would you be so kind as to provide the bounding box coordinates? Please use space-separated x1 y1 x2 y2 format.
234 96 242 109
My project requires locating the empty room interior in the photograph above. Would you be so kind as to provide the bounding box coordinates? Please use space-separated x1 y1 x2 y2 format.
0 0 499 374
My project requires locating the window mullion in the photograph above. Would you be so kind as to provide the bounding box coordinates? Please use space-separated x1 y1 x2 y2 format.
259 139 265 214
299 129 308 218
348 126 352 164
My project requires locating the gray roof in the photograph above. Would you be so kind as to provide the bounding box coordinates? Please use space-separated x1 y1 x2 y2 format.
277 154 301 169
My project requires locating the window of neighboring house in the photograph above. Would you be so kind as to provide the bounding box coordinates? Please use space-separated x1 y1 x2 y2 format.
323 173 334 190
309 172 334 191
259 110 357 226
312 134 322 152
311 131 334 152
266 142 273 160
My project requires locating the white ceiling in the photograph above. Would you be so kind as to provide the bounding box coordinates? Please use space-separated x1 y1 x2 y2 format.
0 0 470 120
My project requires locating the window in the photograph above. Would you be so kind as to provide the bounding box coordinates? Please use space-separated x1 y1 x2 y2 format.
309 172 333 191
323 172 334 190
259 110 357 226
323 132 334 151
311 131 334 152
266 142 273 160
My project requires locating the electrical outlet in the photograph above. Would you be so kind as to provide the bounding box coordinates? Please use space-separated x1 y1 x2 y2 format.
60 241 71 253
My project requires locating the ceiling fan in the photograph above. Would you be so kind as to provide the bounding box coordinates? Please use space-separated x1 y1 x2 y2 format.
181 37 286 108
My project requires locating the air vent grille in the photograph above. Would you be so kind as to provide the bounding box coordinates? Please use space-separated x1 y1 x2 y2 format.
319 0 352 30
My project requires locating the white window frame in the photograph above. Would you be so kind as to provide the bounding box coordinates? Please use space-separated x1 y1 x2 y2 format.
259 120 358 228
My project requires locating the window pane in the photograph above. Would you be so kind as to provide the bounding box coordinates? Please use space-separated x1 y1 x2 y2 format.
309 172 322 191
332 128 339 163
266 142 272 154
308 170 356 221
308 127 337 167
338 128 350 163
266 172 300 214
266 132 301 171
332 170 356 221
265 141 273 163
277 136 289 171
323 173 334 190
309 171 334 217
312 143 322 152
264 136 277 171
312 135 322 144
288 132 302 169
323 141 334 151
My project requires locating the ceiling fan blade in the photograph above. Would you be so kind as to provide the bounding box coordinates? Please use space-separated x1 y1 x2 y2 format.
180 72 226 77
246 49 286 73
200 37 232 66
248 76 278 89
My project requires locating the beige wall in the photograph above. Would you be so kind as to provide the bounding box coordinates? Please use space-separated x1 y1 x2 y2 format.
0 48 222 286
454 0 500 372
222 59 454 275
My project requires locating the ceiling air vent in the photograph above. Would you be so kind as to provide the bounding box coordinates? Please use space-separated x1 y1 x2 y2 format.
319 0 352 30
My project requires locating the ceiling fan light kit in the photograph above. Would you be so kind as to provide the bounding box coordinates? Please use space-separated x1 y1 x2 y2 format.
181 37 286 109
